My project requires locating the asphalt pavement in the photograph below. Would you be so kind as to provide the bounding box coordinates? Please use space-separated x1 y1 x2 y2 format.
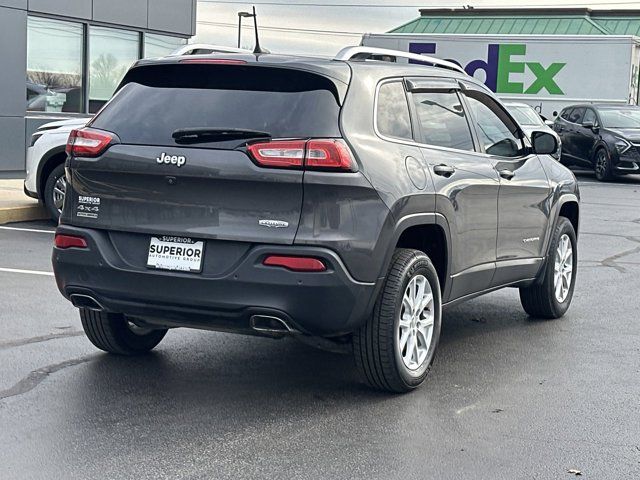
0 172 639 479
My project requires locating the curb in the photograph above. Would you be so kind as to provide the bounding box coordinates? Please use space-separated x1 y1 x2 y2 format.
0 205 48 225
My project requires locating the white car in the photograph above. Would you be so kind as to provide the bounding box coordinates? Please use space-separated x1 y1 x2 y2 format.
24 118 89 221
503 102 562 159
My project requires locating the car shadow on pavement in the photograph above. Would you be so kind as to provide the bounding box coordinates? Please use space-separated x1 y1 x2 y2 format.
572 169 640 184
41 292 577 478
68 294 545 406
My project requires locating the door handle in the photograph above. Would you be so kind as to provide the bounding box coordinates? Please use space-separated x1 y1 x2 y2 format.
498 169 515 180
433 164 455 177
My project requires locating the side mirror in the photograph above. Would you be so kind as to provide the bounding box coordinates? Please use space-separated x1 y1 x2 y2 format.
531 131 558 155
582 121 599 132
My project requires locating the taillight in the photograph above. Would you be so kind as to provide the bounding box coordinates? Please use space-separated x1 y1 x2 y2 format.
66 128 115 158
263 255 326 272
54 234 88 249
306 140 354 170
247 139 355 171
247 140 306 168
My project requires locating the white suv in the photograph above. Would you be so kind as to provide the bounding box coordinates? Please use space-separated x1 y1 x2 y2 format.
24 118 88 221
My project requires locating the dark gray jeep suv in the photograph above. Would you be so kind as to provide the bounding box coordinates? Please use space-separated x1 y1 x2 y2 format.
52 47 580 393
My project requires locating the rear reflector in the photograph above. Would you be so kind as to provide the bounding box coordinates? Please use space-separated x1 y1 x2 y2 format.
179 58 247 65
54 234 88 249
248 139 355 171
66 128 115 158
263 255 326 272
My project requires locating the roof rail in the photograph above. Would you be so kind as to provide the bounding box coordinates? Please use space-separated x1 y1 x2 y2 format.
168 44 252 56
334 46 466 75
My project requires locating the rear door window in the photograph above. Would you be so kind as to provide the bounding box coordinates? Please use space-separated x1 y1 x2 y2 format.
410 91 475 151
560 108 573 121
90 65 342 146
376 81 413 140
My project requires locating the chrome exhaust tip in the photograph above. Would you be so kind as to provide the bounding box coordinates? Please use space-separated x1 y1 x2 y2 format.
70 294 104 311
250 315 295 336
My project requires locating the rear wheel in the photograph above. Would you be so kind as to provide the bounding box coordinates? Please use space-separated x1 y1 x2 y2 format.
80 308 167 355
519 217 577 319
353 249 442 393
594 148 614 182
43 163 66 222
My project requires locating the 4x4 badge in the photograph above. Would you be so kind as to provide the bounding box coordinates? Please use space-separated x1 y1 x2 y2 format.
259 219 289 228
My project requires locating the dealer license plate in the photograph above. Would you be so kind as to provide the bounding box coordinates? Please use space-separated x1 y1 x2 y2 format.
146 236 204 273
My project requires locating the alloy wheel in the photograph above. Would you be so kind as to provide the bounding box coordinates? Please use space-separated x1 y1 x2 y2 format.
595 151 608 180
398 274 435 370
553 234 573 303
52 175 67 213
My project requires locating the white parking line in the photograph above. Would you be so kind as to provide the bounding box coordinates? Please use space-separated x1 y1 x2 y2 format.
0 267 54 277
0 226 55 234
578 181 640 189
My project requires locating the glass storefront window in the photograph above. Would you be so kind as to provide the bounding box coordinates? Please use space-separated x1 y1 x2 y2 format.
27 17 84 113
89 26 139 113
144 34 187 58
26 17 186 115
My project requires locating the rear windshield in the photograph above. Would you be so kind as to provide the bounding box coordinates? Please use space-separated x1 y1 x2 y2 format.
90 64 342 146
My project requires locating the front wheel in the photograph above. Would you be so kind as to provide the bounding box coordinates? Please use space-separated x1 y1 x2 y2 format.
353 249 442 393
80 309 167 355
594 148 614 182
519 217 577 319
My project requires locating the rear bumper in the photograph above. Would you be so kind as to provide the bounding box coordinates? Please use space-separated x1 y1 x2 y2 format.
52 226 377 336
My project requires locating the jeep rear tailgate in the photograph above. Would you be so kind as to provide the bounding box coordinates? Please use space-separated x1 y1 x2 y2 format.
61 63 345 245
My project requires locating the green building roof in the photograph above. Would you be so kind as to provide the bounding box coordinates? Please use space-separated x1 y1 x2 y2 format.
390 8 640 36
591 15 640 36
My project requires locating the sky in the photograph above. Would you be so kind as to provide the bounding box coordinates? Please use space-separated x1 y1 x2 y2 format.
194 0 639 55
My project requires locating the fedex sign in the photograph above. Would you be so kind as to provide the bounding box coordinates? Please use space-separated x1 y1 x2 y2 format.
409 42 566 95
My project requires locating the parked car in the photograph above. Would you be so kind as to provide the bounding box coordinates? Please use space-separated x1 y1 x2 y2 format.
553 104 640 181
52 46 580 393
504 102 561 159
24 118 89 221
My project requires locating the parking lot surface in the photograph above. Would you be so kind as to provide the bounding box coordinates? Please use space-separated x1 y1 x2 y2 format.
0 172 639 480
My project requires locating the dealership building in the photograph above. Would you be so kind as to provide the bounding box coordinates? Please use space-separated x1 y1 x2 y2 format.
0 0 196 173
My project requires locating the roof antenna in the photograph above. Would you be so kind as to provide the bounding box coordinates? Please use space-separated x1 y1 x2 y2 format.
252 6 269 54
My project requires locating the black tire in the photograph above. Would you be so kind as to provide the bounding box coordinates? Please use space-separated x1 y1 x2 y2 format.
594 148 614 182
353 249 442 393
43 163 66 222
80 308 167 355
519 217 577 319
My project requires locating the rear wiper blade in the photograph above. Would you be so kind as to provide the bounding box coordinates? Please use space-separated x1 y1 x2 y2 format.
172 128 271 144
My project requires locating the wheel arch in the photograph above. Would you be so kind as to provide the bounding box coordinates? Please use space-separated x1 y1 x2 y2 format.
380 213 452 298
558 199 579 238
591 141 611 165
536 194 579 284
36 146 67 198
